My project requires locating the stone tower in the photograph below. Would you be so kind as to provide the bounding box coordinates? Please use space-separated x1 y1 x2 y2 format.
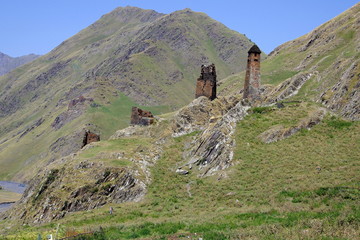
195 64 217 100
243 45 261 101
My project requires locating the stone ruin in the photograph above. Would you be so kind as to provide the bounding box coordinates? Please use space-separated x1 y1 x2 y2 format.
243 45 261 102
130 107 155 126
195 64 217 100
82 130 100 148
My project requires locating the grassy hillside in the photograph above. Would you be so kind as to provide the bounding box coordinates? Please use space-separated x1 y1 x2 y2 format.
0 7 255 181
3 103 359 239
219 3 359 121
1 4 359 240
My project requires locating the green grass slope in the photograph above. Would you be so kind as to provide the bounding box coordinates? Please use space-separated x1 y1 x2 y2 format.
3 103 359 239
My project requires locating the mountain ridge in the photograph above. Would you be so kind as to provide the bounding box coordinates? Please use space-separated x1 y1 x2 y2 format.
0 52 39 76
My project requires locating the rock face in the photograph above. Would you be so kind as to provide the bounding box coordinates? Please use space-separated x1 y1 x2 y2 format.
68 96 93 110
263 72 313 103
51 96 94 130
82 130 100 148
185 101 250 176
172 95 249 176
4 165 146 224
172 95 240 137
243 45 261 102
320 61 360 120
263 3 360 120
195 64 217 100
130 107 155 126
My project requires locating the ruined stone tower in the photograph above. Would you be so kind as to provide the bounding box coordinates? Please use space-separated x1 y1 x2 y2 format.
195 64 217 100
82 130 100 148
243 45 261 101
130 107 155 126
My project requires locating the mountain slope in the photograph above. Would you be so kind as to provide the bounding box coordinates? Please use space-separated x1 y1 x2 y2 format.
1 4 359 240
220 3 359 120
0 7 255 181
0 52 39 76
2 98 359 239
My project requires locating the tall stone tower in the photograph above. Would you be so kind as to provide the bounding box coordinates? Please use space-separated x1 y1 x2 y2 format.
195 64 217 100
243 45 261 101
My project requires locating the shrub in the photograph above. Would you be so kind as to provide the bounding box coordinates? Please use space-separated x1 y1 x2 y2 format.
327 116 353 129
252 106 273 114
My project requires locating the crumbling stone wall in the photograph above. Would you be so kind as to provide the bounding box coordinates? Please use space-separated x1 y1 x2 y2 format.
243 45 261 101
82 130 100 148
130 107 154 126
195 64 217 100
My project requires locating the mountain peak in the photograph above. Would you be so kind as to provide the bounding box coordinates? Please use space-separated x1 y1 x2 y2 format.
170 8 196 16
106 5 165 19
0 52 40 76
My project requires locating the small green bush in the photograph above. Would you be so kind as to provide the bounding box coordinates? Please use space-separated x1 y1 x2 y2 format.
252 106 273 114
327 116 353 129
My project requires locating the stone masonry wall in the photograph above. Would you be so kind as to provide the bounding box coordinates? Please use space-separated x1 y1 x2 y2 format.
243 45 261 102
130 107 154 126
195 64 217 100
82 130 100 148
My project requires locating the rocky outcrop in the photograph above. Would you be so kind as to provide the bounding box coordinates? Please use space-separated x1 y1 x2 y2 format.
320 61 359 120
172 95 249 176
0 60 71 118
183 101 250 176
259 108 327 143
4 163 146 224
48 126 98 163
264 72 313 103
195 64 217 100
18 118 44 140
172 95 240 137
130 107 155 126
51 96 94 130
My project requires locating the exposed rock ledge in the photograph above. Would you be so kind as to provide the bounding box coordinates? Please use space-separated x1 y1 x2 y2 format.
319 60 359 121
3 162 146 224
263 72 313 103
173 96 249 176
259 107 327 143
172 95 241 137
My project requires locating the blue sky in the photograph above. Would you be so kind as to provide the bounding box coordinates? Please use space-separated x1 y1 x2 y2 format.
0 0 358 57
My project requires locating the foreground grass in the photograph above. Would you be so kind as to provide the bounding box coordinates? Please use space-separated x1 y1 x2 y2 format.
3 103 359 239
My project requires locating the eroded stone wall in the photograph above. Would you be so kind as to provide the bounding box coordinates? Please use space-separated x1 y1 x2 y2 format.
195 64 217 100
130 107 154 126
82 130 100 148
